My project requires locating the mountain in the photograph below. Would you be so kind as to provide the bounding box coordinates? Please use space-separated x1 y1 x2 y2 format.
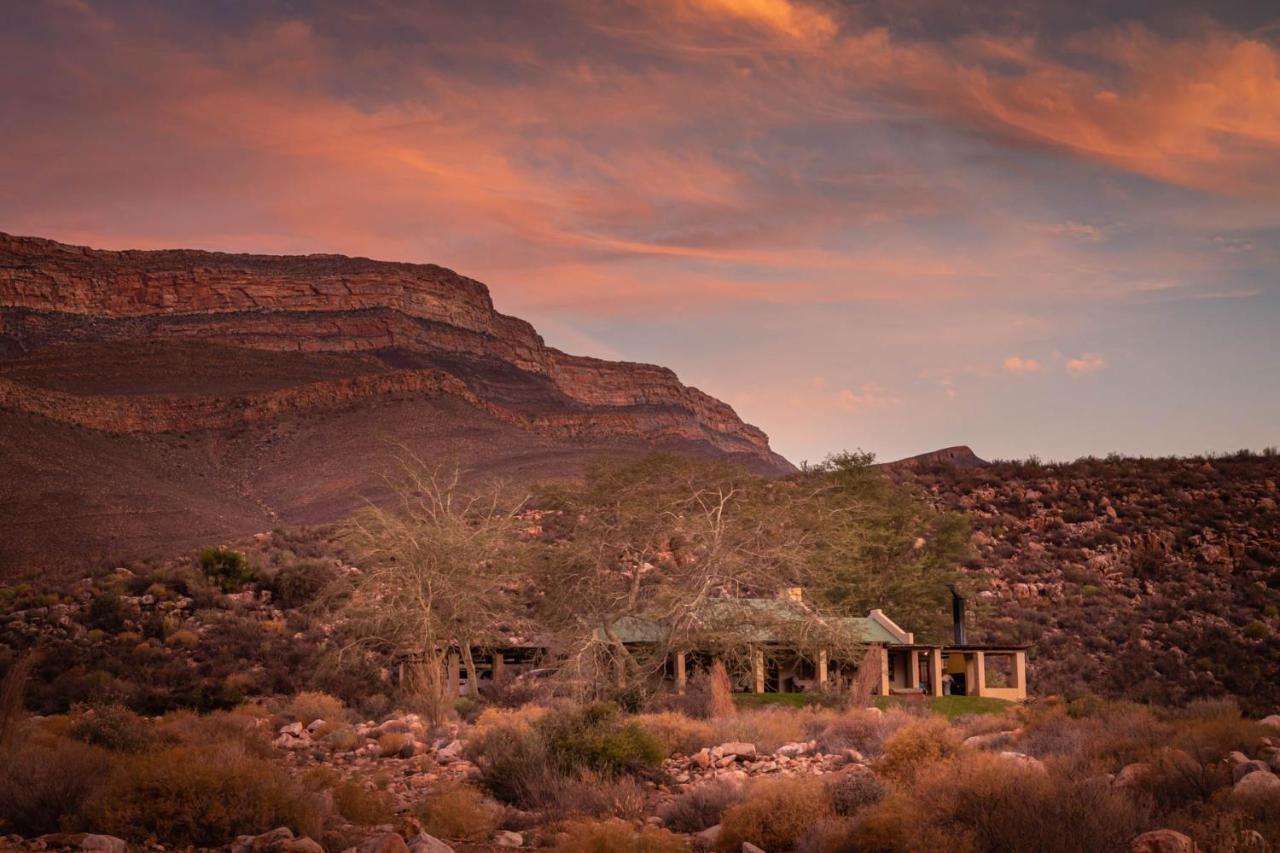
880 445 987 471
0 233 793 574
889 453 1280 714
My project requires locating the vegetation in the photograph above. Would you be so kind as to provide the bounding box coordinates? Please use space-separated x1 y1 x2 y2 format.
198 547 255 592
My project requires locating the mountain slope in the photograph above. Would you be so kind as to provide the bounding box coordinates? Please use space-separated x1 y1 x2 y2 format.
0 233 792 574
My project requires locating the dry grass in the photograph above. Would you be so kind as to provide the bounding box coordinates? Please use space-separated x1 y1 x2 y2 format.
875 716 965 782
658 779 746 832
417 781 502 841
551 818 686 853
283 691 347 726
633 712 716 755
716 777 834 852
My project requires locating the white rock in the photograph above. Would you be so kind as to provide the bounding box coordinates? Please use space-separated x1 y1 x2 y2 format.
1233 770 1280 798
493 830 523 847
406 834 454 853
1260 715 1280 732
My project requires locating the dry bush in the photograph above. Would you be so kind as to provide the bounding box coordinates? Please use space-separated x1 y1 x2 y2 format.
0 653 35 753
707 660 736 719
548 772 651 821
711 707 811 752
323 724 363 751
332 780 395 825
465 714 561 808
80 743 325 845
845 793 960 853
284 691 347 726
378 731 415 757
844 647 883 709
0 733 114 835
716 777 834 852
875 716 965 782
153 708 270 755
416 781 502 840
809 707 913 757
633 712 716 756
658 779 747 832
826 769 887 816
919 752 1148 853
68 704 153 752
551 818 686 853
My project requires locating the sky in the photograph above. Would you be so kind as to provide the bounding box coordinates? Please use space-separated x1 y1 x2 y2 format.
1 0 1278 465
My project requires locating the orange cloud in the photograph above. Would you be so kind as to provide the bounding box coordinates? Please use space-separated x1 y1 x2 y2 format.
1003 356 1042 375
1065 353 1107 375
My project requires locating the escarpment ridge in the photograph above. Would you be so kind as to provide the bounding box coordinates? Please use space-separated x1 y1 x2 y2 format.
0 233 791 572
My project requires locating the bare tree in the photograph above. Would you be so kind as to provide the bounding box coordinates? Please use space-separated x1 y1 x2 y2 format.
332 457 527 717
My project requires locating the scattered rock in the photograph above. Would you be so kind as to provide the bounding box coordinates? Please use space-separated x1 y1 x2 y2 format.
1114 763 1151 787
1232 760 1270 784
493 830 523 847
695 825 723 847
354 833 410 853
1130 829 1196 853
997 751 1047 774
1233 770 1280 798
742 844 766 853
405 834 453 853
1260 715 1280 733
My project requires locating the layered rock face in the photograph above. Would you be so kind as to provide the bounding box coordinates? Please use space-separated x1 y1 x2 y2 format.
0 232 787 468
0 233 791 572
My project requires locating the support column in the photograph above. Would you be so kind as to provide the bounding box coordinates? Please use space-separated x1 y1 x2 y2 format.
878 646 891 696
928 648 944 697
973 651 986 697
908 649 921 691
753 648 766 694
491 651 505 683
675 651 688 695
817 649 829 689
1014 651 1027 700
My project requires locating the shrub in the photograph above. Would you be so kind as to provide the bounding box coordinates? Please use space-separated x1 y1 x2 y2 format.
717 777 834 852
0 735 114 835
378 731 414 757
876 716 965 781
68 705 153 753
80 744 325 845
548 772 651 821
551 818 686 853
86 590 130 632
331 780 395 825
658 779 746 832
284 691 347 726
810 708 912 757
271 560 337 609
416 782 502 841
198 547 255 592
466 715 560 808
826 769 886 816
538 702 664 776
634 712 716 756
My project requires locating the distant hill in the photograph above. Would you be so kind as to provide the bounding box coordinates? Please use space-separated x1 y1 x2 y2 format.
880 445 987 471
891 453 1280 714
0 233 793 575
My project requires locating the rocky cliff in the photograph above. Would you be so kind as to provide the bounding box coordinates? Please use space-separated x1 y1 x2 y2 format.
0 233 791 572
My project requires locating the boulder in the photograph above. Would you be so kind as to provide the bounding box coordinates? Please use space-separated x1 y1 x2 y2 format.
963 729 1020 750
696 825 723 847
1232 760 1270 784
1130 829 1196 853
406 834 453 853
1114 762 1151 787
436 739 464 761
1260 715 1280 733
775 741 812 758
998 751 1047 774
742 844 766 853
715 742 757 760
1233 770 1280 798
355 833 410 853
1225 750 1250 766
493 830 523 847
280 722 305 736
78 836 128 853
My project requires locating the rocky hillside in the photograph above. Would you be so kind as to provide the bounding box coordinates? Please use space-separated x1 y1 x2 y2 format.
0 233 791 575
893 452 1280 713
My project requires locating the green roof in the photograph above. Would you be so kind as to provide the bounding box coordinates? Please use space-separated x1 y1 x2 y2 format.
598 599 906 647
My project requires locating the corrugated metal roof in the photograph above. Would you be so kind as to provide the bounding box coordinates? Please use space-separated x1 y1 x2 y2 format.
598 599 908 646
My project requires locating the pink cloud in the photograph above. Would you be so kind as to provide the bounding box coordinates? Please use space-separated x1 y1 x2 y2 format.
1003 356 1043 375
1065 353 1107 375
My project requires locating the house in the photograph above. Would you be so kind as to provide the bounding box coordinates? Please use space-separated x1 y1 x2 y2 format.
604 587 1029 701
422 587 1028 701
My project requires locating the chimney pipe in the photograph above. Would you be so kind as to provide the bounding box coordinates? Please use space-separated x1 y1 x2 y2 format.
949 585 967 645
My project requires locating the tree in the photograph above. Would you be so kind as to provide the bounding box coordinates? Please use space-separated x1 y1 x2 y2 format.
802 451 975 641
331 459 527 718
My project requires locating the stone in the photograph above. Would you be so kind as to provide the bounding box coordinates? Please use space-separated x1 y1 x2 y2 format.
1226 750 1250 766
997 751 1047 774
775 741 812 757
280 839 324 853
1260 715 1280 733
436 739 464 761
695 825 723 847
405 834 454 853
280 721 305 736
716 742 757 760
742 844 766 853
963 729 1020 750
493 830 523 847
1234 770 1280 798
1114 762 1151 787
356 833 410 853
1130 829 1196 853
1232 759 1270 784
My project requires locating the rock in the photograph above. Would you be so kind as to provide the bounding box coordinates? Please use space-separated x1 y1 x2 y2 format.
1226 750 1250 766
280 722 305 736
436 739 464 761
280 839 324 853
1234 769 1280 798
1232 759 1270 784
1130 829 1196 853
493 830 523 847
1114 762 1151 787
963 729 1021 750
775 741 812 758
356 833 410 853
742 844 766 853
998 751 1047 774
1237 830 1268 853
715 742 757 760
1260 715 1280 733
36 835 128 853
695 825 723 847
406 834 454 853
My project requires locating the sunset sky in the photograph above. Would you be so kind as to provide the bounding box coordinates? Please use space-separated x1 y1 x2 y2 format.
2 0 1278 465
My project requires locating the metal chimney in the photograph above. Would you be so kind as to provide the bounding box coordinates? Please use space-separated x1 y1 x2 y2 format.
949 585 967 645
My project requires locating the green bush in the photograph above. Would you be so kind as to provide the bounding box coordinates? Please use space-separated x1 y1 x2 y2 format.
68 705 153 753
198 547 255 592
270 560 336 609
86 591 130 632
539 702 664 777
